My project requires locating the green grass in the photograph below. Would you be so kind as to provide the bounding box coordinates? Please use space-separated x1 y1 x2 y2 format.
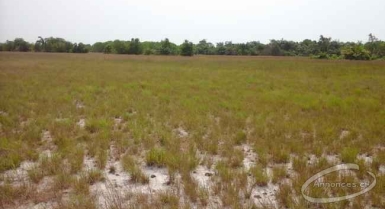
122 154 149 184
0 52 384 208
146 147 167 167
250 164 269 187
341 147 359 163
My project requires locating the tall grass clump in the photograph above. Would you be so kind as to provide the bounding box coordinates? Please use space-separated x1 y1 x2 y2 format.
250 164 269 186
146 147 167 167
341 147 359 163
122 153 149 184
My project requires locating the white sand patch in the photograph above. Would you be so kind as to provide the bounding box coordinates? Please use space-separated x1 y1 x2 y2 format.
191 165 214 188
40 130 57 151
357 154 373 164
339 129 350 139
42 130 53 143
251 182 278 208
379 165 385 175
1 161 37 186
83 156 97 171
89 144 172 209
113 117 123 131
242 144 257 170
54 118 69 122
0 110 7 116
36 176 55 193
76 101 85 109
77 119 86 128
90 164 170 208
307 154 318 165
114 117 122 124
248 160 292 208
89 147 129 208
175 127 188 138
324 154 340 164
40 150 53 158
141 166 169 191
16 201 56 209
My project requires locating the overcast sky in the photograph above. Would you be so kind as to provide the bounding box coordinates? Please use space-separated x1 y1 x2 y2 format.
1 0 384 44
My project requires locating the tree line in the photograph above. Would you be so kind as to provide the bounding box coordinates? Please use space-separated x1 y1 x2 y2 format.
1 34 385 60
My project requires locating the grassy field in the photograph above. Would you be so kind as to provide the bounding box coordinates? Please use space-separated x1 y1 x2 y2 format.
0 52 384 209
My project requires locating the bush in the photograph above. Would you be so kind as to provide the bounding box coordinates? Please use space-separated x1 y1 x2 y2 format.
180 40 194 56
103 45 112 54
341 44 371 60
311 52 329 59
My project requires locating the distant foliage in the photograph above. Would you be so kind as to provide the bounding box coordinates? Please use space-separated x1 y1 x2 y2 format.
128 38 142 55
1 38 30 52
180 40 194 56
341 44 371 60
159 38 178 55
72 43 89 53
103 45 112 54
1 34 385 60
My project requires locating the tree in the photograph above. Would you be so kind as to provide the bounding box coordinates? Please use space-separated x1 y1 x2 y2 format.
365 33 383 58
216 42 226 55
128 38 142 55
269 40 282 56
298 39 318 56
318 35 331 53
112 40 128 54
196 39 215 55
159 38 172 55
103 45 112 54
13 38 30 52
3 40 14 51
237 43 248 55
36 36 45 52
224 41 237 55
246 41 265 55
180 40 194 56
72 42 88 53
341 43 371 60
92 42 107 52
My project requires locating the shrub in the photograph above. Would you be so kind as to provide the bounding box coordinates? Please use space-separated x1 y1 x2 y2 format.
341 44 371 60
180 40 194 56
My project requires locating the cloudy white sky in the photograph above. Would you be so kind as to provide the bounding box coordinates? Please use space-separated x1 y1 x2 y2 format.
0 0 384 44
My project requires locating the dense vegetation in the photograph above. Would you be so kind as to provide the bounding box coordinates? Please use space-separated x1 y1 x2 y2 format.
1 34 385 60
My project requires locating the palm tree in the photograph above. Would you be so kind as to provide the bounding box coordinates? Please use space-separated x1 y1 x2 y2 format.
37 36 45 52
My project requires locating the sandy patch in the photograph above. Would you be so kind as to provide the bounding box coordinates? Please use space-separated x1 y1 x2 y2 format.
77 118 86 128
191 165 214 188
175 127 188 138
251 181 278 208
357 154 373 164
1 161 36 186
242 144 257 170
339 129 350 139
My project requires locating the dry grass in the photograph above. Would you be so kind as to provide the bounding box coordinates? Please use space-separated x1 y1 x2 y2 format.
0 52 384 208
